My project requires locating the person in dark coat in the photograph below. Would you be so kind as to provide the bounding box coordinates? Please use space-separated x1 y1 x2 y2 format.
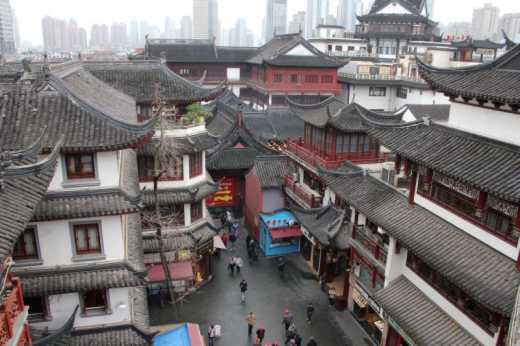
256 326 266 344
294 333 302 346
307 336 317 346
240 279 248 302
306 302 315 324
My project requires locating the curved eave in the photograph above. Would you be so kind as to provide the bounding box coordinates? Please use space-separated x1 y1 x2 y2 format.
4 137 63 178
353 103 408 128
286 95 340 110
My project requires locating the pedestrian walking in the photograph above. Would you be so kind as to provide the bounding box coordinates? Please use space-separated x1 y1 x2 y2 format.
208 325 216 346
240 279 248 302
256 326 266 344
306 302 315 324
307 336 317 346
228 257 236 276
285 323 297 344
328 287 336 306
235 256 243 274
282 309 293 331
245 311 256 335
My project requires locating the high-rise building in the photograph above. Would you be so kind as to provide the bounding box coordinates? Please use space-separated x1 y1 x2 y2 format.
472 3 500 39
78 27 87 51
164 17 176 38
500 13 520 42
193 0 219 40
337 0 361 31
42 16 67 52
90 24 109 49
265 0 288 41
305 0 330 38
443 22 472 39
12 9 19 52
0 0 16 55
289 11 306 34
229 18 251 47
180 16 193 39
110 22 127 50
129 20 139 47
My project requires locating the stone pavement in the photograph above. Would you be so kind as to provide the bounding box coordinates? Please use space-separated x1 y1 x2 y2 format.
150 230 374 346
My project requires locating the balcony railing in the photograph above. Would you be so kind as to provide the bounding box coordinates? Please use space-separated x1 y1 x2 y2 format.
353 226 387 265
285 139 391 170
283 176 321 209
339 73 426 84
0 277 26 345
326 50 374 58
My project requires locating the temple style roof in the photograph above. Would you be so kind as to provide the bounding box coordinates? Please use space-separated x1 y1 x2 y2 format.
369 0 425 15
292 206 350 250
143 222 216 253
357 13 434 25
138 131 219 156
70 325 153 346
247 33 345 68
451 38 505 50
244 108 304 142
503 30 518 51
0 81 155 153
32 307 78 346
15 262 145 297
287 97 403 131
0 139 60 262
404 104 450 122
367 121 520 203
142 180 218 207
85 61 225 103
33 188 140 222
375 276 481 346
322 164 520 315
207 147 257 171
418 43 520 106
250 155 292 188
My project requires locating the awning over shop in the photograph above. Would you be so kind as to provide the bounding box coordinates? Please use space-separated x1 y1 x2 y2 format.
213 235 227 250
269 227 302 240
153 323 204 346
147 262 194 283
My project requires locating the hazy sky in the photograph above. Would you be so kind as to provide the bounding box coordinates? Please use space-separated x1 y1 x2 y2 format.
11 0 520 45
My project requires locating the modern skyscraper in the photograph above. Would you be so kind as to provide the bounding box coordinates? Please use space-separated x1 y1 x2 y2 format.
78 27 87 51
305 0 330 38
129 20 139 47
500 13 520 41
180 16 193 39
164 17 176 38
110 22 127 50
0 0 16 55
193 0 219 40
12 9 19 52
90 24 109 49
337 0 361 31
265 0 288 41
472 3 500 39
289 11 306 34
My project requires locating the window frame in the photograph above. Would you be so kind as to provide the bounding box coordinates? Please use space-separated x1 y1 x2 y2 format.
189 152 203 178
191 201 203 223
13 226 41 262
64 153 96 180
321 75 333 84
70 221 105 261
80 289 111 316
25 295 51 322
396 87 408 99
273 73 283 83
369 87 386 97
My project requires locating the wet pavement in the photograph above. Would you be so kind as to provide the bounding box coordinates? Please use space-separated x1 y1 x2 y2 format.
150 229 374 346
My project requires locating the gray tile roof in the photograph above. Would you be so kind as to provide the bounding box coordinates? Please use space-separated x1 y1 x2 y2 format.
405 104 450 122
33 189 139 222
85 61 225 103
143 222 216 253
323 164 520 315
367 122 520 203
207 147 257 170
70 324 154 346
32 306 77 346
252 155 292 188
418 44 520 104
451 38 504 49
244 108 304 142
138 132 219 156
375 276 482 346
291 206 350 249
288 97 402 131
0 143 59 262
15 262 146 297
142 180 218 207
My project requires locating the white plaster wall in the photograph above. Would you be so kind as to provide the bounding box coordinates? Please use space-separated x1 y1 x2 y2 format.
414 194 517 259
48 151 120 191
394 89 450 110
140 154 208 190
34 215 125 267
184 203 191 226
350 85 393 111
33 288 132 330
160 124 206 138
262 188 285 213
384 238 408 285
403 267 495 345
448 102 520 146
431 50 454 68
286 44 314 56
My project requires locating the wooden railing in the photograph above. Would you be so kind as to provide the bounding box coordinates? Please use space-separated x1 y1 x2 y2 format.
353 226 387 265
0 277 25 345
285 139 391 170
283 176 321 209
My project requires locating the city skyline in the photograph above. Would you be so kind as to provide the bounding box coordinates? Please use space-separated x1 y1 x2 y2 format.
10 0 520 47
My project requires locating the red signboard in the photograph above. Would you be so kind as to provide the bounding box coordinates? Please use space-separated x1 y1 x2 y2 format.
207 177 236 207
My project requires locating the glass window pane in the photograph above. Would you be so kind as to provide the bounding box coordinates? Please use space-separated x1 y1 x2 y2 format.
76 228 87 250
88 226 100 250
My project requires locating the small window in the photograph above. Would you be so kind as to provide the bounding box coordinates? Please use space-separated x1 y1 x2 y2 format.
369 87 386 97
191 201 203 223
65 153 95 180
73 223 101 255
189 152 203 178
289 74 298 83
179 68 191 75
304 75 319 83
13 227 39 260
81 290 108 315
396 87 408 99
335 45 343 52
273 74 283 83
25 296 48 321
321 75 333 83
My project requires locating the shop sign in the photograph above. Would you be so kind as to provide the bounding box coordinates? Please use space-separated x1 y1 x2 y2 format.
207 177 236 207
301 227 316 245
487 195 518 217
433 172 478 199
352 288 368 308
355 284 381 314
385 315 417 346
178 250 192 261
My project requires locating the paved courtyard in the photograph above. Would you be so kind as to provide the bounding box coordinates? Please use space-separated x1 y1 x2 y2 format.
150 229 375 346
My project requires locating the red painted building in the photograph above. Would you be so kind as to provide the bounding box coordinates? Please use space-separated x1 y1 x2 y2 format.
144 34 345 107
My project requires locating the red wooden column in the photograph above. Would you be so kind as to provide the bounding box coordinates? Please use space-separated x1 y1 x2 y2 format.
394 154 401 174
475 191 487 219
407 162 417 205
516 209 520 270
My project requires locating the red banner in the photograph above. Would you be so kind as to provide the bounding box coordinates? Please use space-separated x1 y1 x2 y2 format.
207 177 236 207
